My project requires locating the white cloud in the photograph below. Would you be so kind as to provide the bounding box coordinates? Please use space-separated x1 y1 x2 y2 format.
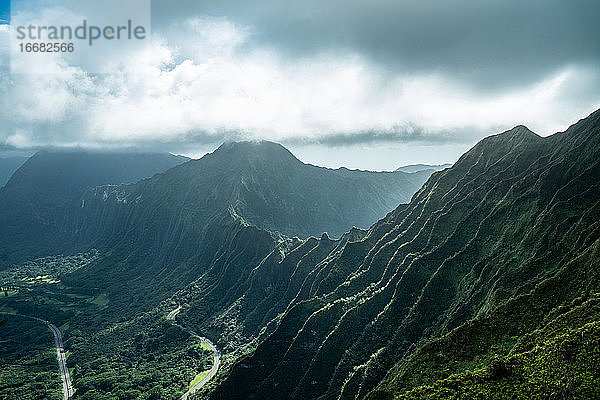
1 13 599 157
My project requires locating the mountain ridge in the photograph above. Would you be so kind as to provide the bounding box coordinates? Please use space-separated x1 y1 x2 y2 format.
0 139 439 324
0 151 189 265
0 156 28 188
74 140 433 240
208 109 600 399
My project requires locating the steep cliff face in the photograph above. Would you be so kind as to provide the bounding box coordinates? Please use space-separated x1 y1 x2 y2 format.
209 110 600 400
73 140 432 241
0 151 188 265
0 142 431 319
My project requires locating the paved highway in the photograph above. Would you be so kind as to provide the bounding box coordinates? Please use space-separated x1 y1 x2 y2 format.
167 306 221 400
0 312 74 400
48 321 74 399
2 307 219 400
166 306 182 321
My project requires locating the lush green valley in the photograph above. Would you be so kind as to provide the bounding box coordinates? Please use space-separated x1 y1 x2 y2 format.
2 0 599 397
1 110 599 399
0 142 437 399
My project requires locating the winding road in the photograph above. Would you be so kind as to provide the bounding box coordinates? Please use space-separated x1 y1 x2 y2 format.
167 306 221 400
2 307 219 400
0 312 74 400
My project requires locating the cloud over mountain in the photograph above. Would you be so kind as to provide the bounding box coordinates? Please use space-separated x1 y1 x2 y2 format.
0 1 599 166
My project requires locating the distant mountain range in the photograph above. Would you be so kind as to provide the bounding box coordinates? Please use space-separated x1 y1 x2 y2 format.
73 140 432 239
0 144 433 259
395 163 452 173
0 142 435 316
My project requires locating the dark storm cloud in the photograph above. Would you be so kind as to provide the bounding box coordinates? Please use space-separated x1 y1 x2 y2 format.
151 0 600 91
282 125 480 147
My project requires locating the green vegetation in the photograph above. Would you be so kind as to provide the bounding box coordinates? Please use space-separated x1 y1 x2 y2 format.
69 312 214 399
0 251 98 296
0 256 216 400
0 315 62 400
1 110 599 399
200 340 212 352
212 111 600 399
392 303 600 399
189 369 211 390
90 293 109 307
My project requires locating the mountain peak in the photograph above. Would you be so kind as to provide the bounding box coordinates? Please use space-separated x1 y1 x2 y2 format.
450 123 543 173
476 124 541 150
212 140 301 165
501 124 538 138
209 140 302 170
127 140 435 239
216 140 291 153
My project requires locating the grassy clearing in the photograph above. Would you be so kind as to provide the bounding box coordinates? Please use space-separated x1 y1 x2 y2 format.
90 293 109 307
200 340 212 351
188 369 210 390
22 275 60 285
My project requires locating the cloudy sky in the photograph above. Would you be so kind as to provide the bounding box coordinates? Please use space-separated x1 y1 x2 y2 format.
1 0 599 169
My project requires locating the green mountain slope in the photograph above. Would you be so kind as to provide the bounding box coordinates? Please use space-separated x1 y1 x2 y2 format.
0 141 435 399
55 141 432 318
209 110 600 400
2 109 598 400
75 141 430 239
376 292 600 399
0 150 188 266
